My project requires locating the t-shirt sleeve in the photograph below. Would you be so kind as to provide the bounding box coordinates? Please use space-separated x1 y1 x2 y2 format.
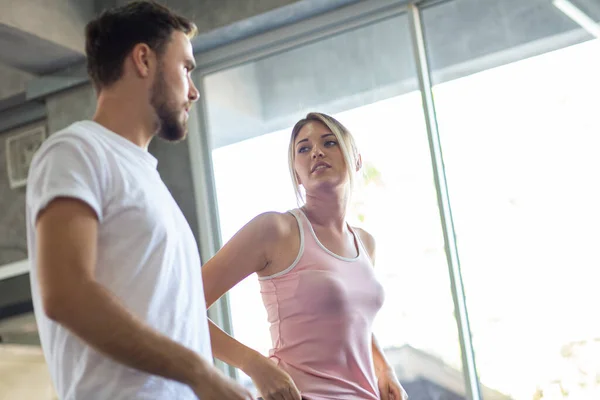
27 135 106 223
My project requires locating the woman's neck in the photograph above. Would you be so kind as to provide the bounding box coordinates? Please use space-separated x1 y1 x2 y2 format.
302 189 349 233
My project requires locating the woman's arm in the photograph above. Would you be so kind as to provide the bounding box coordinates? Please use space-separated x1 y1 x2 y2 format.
355 227 408 400
202 212 286 362
372 334 395 378
202 212 282 308
355 228 395 373
202 212 302 400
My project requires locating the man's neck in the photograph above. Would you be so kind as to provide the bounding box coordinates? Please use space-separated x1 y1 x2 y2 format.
93 88 155 149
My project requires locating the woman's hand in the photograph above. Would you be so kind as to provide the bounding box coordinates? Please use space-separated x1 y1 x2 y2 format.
243 354 302 400
377 367 408 400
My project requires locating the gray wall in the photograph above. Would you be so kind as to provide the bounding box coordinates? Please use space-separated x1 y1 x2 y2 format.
0 85 97 267
0 82 201 263
149 137 200 242
115 0 301 34
0 64 35 100
0 83 201 318
2 0 599 314
0 0 358 322
0 138 27 266
46 84 97 134
205 0 598 150
0 0 95 54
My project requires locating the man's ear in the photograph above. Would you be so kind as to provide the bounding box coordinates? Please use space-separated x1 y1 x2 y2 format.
130 43 154 78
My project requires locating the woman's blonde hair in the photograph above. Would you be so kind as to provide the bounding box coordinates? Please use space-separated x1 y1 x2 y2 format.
288 112 360 205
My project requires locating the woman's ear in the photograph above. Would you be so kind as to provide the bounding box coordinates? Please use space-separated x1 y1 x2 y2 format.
295 172 303 186
356 154 363 172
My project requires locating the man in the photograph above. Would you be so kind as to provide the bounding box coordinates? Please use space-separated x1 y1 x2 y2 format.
25 2 253 399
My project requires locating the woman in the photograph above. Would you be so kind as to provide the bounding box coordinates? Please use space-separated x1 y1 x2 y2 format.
202 112 408 400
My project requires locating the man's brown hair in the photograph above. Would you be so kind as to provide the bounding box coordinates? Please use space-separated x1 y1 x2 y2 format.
85 1 197 90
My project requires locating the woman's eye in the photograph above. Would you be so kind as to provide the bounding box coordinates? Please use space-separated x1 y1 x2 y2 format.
325 140 337 147
298 147 309 153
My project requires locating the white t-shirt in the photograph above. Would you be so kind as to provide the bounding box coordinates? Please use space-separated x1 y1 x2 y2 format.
25 120 212 400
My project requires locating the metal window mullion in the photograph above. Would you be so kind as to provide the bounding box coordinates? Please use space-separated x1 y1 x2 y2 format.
407 3 482 400
187 72 237 379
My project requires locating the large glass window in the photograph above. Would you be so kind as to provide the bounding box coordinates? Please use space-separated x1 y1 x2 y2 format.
204 13 469 398
423 0 600 399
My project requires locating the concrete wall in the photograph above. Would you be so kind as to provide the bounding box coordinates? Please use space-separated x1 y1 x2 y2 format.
0 0 355 322
46 84 97 135
0 64 35 101
205 0 597 149
149 138 201 242
119 0 301 34
0 0 95 54
0 83 201 318
0 134 29 266
1 0 597 268
0 85 97 269
45 86 201 242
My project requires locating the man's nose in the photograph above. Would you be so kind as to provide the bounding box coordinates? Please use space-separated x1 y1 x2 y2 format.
189 80 200 102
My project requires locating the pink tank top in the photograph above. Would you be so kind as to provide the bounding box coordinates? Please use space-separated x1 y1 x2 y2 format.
258 209 385 400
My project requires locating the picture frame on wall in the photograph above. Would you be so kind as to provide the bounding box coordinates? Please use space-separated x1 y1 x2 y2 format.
5 123 47 189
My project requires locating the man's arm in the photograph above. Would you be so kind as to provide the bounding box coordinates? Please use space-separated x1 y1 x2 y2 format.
36 197 240 396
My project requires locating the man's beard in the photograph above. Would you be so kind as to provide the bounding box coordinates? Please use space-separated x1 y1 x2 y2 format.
150 68 187 142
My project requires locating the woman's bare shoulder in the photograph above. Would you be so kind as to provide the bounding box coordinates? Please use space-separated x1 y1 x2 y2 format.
353 226 376 259
250 210 299 242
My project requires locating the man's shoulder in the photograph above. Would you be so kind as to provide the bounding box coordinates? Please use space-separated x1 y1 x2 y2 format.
26 121 112 201
53 120 102 144
36 121 103 159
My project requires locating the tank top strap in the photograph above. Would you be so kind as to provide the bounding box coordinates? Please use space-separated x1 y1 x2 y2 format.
295 208 362 262
290 208 319 247
347 225 373 265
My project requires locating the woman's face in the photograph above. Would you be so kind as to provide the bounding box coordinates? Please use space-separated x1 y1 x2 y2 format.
293 121 348 195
